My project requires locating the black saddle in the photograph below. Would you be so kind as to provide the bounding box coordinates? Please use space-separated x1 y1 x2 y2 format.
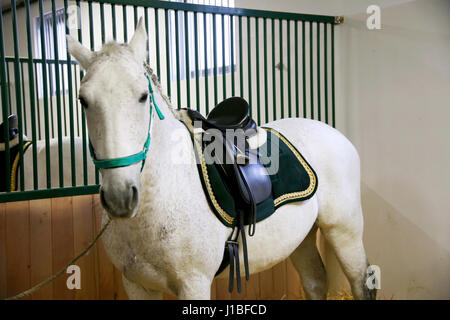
0 114 19 143
188 96 256 132
184 97 272 293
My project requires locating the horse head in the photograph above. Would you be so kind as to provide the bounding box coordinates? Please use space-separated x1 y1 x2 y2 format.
67 18 152 219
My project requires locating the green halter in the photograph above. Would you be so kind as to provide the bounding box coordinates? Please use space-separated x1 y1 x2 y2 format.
88 73 164 171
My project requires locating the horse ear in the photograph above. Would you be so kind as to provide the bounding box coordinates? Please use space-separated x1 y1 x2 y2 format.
66 35 94 70
128 17 148 63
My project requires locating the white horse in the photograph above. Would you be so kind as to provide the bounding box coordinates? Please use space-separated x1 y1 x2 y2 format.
67 19 376 300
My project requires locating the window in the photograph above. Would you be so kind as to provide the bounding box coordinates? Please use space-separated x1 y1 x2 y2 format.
168 0 235 80
34 8 67 98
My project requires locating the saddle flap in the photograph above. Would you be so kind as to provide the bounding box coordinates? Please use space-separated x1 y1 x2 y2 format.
236 150 272 205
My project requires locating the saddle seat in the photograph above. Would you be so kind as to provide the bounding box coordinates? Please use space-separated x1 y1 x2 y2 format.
206 97 251 130
188 97 256 132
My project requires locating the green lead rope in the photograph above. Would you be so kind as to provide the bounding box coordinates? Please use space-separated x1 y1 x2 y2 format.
88 73 164 171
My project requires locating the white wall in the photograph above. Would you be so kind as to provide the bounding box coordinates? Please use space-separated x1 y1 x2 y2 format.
239 0 450 299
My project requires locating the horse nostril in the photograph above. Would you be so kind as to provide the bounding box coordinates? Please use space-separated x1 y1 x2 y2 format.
128 185 139 211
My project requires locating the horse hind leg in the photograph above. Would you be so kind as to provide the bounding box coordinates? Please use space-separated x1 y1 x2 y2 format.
319 206 377 300
290 225 328 300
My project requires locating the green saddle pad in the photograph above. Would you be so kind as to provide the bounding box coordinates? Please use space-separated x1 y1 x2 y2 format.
190 126 318 228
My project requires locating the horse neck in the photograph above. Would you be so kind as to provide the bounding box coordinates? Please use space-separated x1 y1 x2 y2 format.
140 78 190 190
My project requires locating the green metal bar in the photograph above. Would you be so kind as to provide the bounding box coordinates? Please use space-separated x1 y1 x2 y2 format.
230 15 235 97
112 4 117 40
20 61 28 135
165 9 171 98
295 20 299 117
309 21 314 119
221 14 226 100
302 21 306 118
203 12 209 114
93 0 337 24
60 62 67 137
6 62 12 114
255 18 260 125
213 14 218 106
77 0 88 186
317 22 321 121
287 20 292 118
247 17 252 117
4 57 79 64
184 10 190 108
0 186 101 204
175 10 181 108
74 64 80 137
34 62 42 140
263 17 268 123
194 11 200 111
331 23 335 128
279 19 284 118
155 9 161 76
0 7 11 192
239 15 243 98
88 1 100 186
47 63 55 139
52 0 64 188
25 0 39 189
123 5 128 42
64 0 76 187
39 0 51 188
271 19 276 120
100 3 106 44
324 23 328 124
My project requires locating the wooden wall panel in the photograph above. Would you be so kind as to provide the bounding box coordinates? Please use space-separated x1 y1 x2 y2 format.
73 195 96 299
5 201 30 299
29 199 53 299
0 195 306 300
0 203 7 299
51 197 74 300
93 196 115 300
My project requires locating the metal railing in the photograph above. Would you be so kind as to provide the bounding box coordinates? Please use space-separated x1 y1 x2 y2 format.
0 0 342 202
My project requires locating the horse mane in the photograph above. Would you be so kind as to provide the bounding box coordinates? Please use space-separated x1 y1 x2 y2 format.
143 62 175 111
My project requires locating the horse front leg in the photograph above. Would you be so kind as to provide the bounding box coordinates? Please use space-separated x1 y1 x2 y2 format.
177 275 213 300
122 275 163 300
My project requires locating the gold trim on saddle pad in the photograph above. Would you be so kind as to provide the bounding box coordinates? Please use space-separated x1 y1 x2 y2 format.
192 136 235 224
262 127 317 207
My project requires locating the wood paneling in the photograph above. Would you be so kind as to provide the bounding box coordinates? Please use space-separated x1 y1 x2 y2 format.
29 199 53 299
5 201 30 299
73 195 96 299
0 195 305 300
51 197 74 300
0 203 7 299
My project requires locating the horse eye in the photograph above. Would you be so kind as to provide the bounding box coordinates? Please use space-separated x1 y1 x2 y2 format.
79 96 88 109
139 93 148 103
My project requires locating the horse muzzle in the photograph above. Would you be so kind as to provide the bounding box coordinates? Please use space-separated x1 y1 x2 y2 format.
100 181 140 219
